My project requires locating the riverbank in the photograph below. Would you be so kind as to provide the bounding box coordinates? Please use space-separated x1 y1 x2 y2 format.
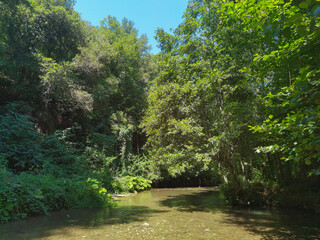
0 169 151 224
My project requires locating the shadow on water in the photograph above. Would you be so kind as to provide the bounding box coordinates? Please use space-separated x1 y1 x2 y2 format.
159 189 227 213
223 209 320 240
160 189 320 240
0 205 167 240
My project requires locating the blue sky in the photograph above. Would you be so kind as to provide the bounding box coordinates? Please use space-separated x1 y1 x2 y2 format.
74 0 188 54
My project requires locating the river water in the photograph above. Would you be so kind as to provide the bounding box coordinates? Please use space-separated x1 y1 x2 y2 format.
0 188 319 239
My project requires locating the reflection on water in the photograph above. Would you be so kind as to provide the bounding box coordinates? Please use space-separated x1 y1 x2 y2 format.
0 188 319 240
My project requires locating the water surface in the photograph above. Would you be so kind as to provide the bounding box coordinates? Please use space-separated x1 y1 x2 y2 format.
0 188 319 239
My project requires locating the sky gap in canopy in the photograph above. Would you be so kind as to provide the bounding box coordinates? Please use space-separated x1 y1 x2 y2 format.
74 0 188 54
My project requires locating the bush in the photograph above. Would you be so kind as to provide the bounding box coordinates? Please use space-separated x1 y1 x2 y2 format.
0 168 26 223
0 109 44 172
0 169 113 223
124 154 154 179
111 176 152 193
66 177 113 208
0 105 80 176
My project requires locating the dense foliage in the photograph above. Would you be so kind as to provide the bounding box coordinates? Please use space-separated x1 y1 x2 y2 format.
0 0 152 223
1 0 319 223
143 0 319 208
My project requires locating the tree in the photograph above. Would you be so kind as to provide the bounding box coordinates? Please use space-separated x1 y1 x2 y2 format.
143 0 320 204
143 0 261 191
33 2 86 62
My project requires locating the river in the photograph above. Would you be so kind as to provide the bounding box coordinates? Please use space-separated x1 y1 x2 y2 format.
0 188 319 239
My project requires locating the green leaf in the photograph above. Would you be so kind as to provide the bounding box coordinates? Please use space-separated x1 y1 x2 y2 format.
299 2 308 9
297 25 308 36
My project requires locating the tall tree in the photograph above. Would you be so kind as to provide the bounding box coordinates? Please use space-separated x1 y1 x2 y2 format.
143 0 320 203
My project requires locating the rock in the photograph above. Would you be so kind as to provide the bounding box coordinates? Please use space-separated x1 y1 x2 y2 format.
111 194 127 198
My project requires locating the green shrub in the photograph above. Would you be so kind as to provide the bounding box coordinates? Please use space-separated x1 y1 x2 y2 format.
0 168 26 223
111 176 152 193
0 109 44 172
0 105 80 176
124 154 154 179
0 170 113 223
66 178 113 208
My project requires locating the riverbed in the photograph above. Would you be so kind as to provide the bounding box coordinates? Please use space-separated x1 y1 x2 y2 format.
0 188 319 239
